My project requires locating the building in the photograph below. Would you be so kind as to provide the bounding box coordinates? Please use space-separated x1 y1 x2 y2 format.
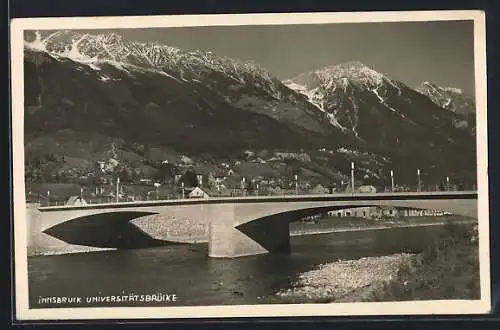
398 208 449 217
139 178 153 185
358 185 377 193
327 206 381 219
326 206 450 220
275 151 311 162
65 196 88 206
344 184 377 193
267 186 283 195
208 172 227 188
188 187 211 199
310 184 329 194
381 206 398 217
399 208 424 217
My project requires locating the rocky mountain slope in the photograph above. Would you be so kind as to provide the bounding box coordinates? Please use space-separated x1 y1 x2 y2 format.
22 31 477 187
416 81 476 115
284 62 476 182
24 31 350 154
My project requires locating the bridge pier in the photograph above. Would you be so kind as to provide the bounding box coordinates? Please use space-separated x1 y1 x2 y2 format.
208 204 291 258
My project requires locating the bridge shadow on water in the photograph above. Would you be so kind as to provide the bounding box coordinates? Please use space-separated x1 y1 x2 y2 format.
43 211 186 249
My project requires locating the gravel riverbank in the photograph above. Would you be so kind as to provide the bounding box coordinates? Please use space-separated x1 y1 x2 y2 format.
277 221 479 303
276 253 416 303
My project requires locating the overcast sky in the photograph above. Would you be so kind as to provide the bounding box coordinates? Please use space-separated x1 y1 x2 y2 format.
38 20 476 94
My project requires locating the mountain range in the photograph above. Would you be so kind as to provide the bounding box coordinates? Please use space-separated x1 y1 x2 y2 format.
416 81 475 115
22 30 477 187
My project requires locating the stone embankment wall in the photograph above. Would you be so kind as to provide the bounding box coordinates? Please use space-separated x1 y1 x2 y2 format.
131 214 209 243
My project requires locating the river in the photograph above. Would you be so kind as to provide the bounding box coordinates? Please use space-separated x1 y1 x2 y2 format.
28 223 454 308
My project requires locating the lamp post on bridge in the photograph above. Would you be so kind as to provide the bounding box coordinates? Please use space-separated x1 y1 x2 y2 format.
417 169 421 192
351 162 355 195
181 182 185 199
47 190 50 206
116 177 120 203
256 183 259 197
390 170 395 192
154 182 161 200
294 174 299 195
241 177 246 197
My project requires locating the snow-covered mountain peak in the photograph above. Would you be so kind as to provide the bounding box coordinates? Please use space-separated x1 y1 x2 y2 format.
24 30 276 84
443 87 463 94
102 32 124 44
420 81 464 95
417 81 474 114
317 61 384 85
285 61 399 95
422 81 438 89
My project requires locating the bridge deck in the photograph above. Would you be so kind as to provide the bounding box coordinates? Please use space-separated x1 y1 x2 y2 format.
37 191 478 212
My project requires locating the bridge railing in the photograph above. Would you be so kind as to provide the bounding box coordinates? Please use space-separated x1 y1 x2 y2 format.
31 182 477 206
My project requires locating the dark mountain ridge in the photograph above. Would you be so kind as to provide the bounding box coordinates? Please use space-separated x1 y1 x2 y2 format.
24 31 357 153
23 31 477 187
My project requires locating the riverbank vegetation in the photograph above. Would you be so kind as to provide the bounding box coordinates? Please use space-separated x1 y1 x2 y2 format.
277 220 480 303
367 221 480 301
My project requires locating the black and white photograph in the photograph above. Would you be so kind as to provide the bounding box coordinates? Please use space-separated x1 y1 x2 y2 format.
11 11 490 320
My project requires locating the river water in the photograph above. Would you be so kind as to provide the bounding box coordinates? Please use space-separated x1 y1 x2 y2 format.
27 224 454 308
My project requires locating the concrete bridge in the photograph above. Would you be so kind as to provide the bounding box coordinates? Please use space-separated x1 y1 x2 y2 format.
33 191 477 258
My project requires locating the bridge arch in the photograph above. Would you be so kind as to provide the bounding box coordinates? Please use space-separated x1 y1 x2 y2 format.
209 197 477 258
41 211 192 249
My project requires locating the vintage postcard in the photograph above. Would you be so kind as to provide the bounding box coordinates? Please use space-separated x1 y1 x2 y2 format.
11 11 490 321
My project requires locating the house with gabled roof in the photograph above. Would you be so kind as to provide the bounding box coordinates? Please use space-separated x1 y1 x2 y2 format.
65 196 87 206
188 187 211 199
310 183 329 194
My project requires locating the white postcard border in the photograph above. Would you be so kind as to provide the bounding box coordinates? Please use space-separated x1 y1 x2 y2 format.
10 10 491 320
